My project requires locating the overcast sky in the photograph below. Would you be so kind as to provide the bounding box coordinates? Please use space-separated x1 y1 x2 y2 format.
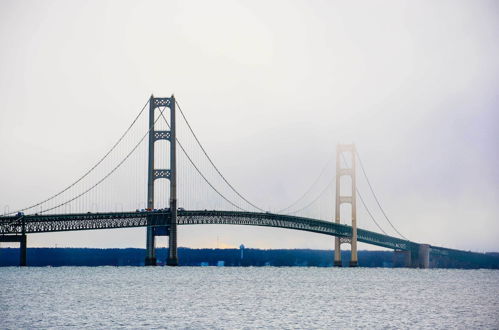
0 0 498 252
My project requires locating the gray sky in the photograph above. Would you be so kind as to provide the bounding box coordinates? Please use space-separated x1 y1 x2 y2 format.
1 0 498 252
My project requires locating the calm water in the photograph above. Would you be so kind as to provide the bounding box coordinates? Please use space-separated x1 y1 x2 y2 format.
1 267 498 329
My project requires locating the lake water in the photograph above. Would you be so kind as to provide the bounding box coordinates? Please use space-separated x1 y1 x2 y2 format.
1 267 498 329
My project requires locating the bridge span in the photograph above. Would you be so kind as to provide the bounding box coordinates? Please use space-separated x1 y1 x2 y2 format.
2 95 495 269
1 210 491 268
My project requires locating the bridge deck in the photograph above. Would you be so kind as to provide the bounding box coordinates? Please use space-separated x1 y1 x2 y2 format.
0 210 492 263
1 210 416 251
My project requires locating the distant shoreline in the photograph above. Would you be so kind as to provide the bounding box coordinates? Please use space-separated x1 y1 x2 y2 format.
1 247 498 268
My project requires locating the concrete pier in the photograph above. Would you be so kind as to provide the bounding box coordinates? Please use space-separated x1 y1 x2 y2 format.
20 234 27 266
409 244 430 268
418 244 430 269
0 234 27 266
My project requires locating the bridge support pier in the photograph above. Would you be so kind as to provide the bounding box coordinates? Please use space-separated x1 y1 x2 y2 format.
409 244 430 268
167 201 178 266
334 238 342 267
418 244 430 269
0 234 27 266
145 228 156 266
20 234 27 267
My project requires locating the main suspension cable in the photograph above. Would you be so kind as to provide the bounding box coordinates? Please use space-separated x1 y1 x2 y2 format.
160 110 247 211
356 189 388 235
340 153 389 236
355 150 408 240
8 98 150 215
287 176 336 215
175 100 264 212
38 105 164 214
277 153 335 213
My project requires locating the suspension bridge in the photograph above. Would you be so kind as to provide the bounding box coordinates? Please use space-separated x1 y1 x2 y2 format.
0 95 494 268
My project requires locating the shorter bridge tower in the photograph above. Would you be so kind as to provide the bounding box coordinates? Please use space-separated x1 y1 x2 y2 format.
145 95 178 266
334 144 358 267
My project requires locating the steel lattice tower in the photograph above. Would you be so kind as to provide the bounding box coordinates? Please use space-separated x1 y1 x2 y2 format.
334 144 358 267
145 95 178 266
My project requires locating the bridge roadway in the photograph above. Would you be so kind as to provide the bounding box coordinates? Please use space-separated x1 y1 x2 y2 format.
1 210 416 249
0 210 492 266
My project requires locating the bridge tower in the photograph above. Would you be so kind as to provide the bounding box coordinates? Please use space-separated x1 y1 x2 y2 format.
145 95 178 266
334 144 358 267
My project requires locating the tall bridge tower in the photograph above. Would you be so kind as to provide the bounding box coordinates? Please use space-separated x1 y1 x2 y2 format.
334 144 358 267
145 95 178 266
